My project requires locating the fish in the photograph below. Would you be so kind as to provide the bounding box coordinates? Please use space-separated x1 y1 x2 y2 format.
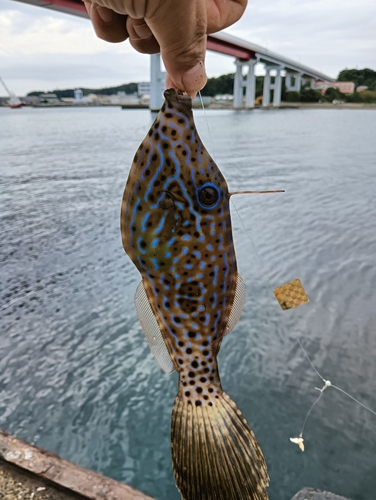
120 89 269 500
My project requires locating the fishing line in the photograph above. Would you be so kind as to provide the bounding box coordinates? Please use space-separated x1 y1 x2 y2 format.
300 391 323 437
296 337 325 382
330 384 376 417
232 198 376 435
236 192 376 434
198 91 216 161
197 94 376 448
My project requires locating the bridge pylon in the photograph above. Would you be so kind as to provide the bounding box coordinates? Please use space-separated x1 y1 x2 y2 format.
233 58 257 109
150 54 166 111
285 72 302 92
262 65 284 107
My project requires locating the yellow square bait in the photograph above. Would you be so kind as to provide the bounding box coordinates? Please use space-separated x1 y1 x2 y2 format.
274 279 309 310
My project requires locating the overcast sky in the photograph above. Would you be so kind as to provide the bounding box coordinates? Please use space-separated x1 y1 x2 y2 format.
1 0 375 96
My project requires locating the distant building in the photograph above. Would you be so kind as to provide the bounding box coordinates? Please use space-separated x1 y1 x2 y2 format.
39 93 60 104
138 82 151 96
110 92 140 105
356 85 368 92
313 81 355 95
193 96 212 106
74 89 84 101
139 94 150 106
24 96 39 105
96 95 111 105
214 94 233 101
86 93 99 104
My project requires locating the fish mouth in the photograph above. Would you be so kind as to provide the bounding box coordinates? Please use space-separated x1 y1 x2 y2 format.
164 89 192 113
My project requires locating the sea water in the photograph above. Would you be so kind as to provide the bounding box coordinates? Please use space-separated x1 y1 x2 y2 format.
1 105 376 499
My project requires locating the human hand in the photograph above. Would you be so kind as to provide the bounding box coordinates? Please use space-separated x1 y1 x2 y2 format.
82 0 247 95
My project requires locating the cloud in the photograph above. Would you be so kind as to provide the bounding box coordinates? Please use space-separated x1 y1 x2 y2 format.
231 0 376 76
0 0 236 94
0 0 375 95
2 52 152 92
0 1 151 93
0 3 128 56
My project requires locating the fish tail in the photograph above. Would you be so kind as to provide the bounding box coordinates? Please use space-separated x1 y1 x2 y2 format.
171 389 269 500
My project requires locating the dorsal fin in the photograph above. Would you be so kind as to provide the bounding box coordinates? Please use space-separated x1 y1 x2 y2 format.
223 273 246 337
134 281 176 375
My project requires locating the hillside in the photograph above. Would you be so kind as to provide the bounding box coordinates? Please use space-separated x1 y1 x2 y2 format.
25 68 376 104
337 68 376 90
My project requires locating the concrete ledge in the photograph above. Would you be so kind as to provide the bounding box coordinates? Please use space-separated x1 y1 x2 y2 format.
0 430 155 500
292 487 351 500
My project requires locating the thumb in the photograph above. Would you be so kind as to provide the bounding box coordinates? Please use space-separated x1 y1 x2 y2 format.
146 1 207 94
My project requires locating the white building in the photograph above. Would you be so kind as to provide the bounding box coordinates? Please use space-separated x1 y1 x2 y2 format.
39 93 60 104
73 89 84 102
138 82 151 96
313 81 355 95
109 92 140 105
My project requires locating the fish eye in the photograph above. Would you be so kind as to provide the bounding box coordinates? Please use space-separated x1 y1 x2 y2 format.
197 183 220 209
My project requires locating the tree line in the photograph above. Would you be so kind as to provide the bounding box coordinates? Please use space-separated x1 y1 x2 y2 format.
27 68 376 104
27 82 138 99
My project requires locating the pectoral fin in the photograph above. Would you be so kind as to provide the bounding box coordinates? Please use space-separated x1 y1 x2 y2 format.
134 281 176 375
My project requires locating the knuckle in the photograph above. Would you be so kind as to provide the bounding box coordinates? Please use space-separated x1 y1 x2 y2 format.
166 27 206 68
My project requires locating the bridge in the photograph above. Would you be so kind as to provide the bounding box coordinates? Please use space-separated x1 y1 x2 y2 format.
14 0 335 109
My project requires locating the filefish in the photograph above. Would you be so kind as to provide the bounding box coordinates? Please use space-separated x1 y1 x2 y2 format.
120 89 269 500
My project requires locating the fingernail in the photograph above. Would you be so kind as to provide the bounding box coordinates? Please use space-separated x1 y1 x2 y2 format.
132 22 152 39
97 6 114 23
181 61 207 93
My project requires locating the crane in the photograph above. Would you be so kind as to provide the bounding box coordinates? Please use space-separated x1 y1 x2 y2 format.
0 77 24 108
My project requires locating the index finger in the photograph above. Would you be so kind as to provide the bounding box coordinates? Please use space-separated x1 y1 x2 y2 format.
83 0 129 43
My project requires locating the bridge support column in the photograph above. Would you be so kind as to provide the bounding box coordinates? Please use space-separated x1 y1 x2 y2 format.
301 76 315 89
285 73 302 92
273 67 282 106
263 66 283 107
234 58 257 109
262 67 272 106
233 60 244 108
245 59 257 108
150 54 166 111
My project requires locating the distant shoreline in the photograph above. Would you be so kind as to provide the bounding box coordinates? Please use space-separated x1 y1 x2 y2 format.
2 102 375 110
206 102 376 110
281 102 376 110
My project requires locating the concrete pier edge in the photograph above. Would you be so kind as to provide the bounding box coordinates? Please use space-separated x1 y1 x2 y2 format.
0 429 155 500
1 429 352 500
292 487 351 500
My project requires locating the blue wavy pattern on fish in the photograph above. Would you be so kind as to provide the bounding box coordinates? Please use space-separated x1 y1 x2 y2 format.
120 89 269 500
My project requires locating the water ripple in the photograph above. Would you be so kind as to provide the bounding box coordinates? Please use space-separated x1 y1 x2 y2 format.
1 106 376 499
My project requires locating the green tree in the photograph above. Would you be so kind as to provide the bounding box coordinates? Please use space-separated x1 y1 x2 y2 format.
201 74 235 96
337 68 376 91
28 82 138 98
201 74 264 98
285 91 300 102
299 84 322 102
322 87 346 102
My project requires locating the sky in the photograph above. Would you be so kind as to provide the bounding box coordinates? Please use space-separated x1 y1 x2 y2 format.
1 0 375 96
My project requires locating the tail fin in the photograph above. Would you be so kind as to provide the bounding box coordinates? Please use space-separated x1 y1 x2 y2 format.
171 391 269 500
